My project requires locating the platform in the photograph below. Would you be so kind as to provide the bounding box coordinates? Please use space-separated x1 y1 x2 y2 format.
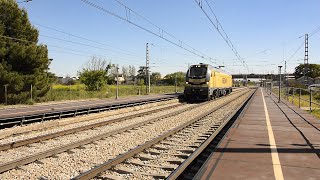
0 93 181 120
195 88 320 180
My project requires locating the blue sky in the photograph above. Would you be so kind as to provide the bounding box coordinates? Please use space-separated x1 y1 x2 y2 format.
18 0 320 77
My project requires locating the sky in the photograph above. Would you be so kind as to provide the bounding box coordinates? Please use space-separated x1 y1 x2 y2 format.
17 0 320 77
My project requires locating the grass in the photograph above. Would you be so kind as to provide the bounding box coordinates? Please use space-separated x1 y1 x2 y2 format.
41 84 184 102
308 109 320 119
272 87 320 118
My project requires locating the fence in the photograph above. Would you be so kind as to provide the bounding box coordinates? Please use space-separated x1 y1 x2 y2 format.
265 84 320 112
0 84 184 106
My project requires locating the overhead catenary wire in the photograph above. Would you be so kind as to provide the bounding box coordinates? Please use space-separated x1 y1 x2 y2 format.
79 0 218 65
32 22 143 58
194 0 249 71
0 34 144 65
2 26 145 59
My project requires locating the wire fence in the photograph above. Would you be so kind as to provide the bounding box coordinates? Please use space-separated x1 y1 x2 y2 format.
0 84 184 106
265 84 320 112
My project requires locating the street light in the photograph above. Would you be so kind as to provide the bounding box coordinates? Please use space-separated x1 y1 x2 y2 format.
278 66 283 103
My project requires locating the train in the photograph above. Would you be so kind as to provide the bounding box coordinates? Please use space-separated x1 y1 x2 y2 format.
184 63 233 101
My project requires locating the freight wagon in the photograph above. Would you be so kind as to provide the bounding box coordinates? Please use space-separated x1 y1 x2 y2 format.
184 63 232 101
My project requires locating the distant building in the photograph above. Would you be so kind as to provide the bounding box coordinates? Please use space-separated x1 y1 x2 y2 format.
314 77 320 84
57 76 78 85
296 76 314 86
114 74 125 84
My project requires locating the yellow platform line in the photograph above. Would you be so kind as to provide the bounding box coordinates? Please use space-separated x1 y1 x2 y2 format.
261 89 284 180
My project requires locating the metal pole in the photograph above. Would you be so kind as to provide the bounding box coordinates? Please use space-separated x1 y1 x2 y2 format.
309 88 312 112
146 43 149 94
175 74 177 93
278 66 282 103
287 87 290 101
292 88 294 104
304 34 309 86
285 61 287 100
299 88 301 108
30 84 33 102
116 65 119 99
148 67 151 94
69 85 71 100
4 85 8 105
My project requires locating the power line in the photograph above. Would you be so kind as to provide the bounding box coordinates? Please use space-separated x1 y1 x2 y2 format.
310 25 320 37
0 34 144 65
2 26 145 59
16 0 32 3
284 41 304 63
194 0 249 71
79 0 218 65
32 22 143 58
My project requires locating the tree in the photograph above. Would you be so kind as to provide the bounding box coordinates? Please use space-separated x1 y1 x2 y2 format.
150 72 161 85
163 72 186 86
0 0 54 104
128 65 136 84
129 65 136 78
78 57 110 91
121 66 129 83
294 64 320 79
137 66 147 85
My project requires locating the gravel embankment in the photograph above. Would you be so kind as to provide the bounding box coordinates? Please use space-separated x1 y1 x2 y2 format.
0 99 179 143
0 90 251 179
0 103 193 164
98 90 252 179
0 99 179 140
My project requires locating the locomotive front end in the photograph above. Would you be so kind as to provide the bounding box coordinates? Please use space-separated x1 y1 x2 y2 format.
184 64 211 101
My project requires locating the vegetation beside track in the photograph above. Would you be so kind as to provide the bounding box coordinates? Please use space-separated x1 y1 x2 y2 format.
272 88 320 118
0 84 184 107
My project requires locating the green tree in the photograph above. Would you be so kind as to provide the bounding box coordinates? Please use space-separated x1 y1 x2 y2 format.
78 57 111 91
137 66 147 85
150 72 161 85
294 64 320 79
0 0 53 104
164 72 186 86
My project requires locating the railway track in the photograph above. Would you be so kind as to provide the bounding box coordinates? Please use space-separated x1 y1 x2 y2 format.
74 89 255 180
0 99 180 140
0 102 185 151
0 88 252 179
0 94 181 128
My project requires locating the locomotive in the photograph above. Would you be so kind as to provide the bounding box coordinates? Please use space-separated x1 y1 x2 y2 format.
184 63 232 101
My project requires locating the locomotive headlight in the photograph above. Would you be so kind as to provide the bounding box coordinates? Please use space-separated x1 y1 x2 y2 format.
186 82 189 84
206 82 209 84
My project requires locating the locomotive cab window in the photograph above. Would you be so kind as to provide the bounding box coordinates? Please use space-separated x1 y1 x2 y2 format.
189 67 207 78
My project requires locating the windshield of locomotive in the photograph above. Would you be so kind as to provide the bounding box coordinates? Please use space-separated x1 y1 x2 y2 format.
189 67 207 78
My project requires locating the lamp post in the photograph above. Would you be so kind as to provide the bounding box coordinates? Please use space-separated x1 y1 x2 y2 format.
278 66 282 103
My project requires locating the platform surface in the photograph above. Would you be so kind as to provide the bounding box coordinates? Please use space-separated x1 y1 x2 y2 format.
0 93 180 119
195 88 320 180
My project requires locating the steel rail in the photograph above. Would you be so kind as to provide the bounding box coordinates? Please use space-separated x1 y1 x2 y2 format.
0 99 211 173
0 103 185 151
72 90 251 180
0 94 180 127
167 89 256 179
